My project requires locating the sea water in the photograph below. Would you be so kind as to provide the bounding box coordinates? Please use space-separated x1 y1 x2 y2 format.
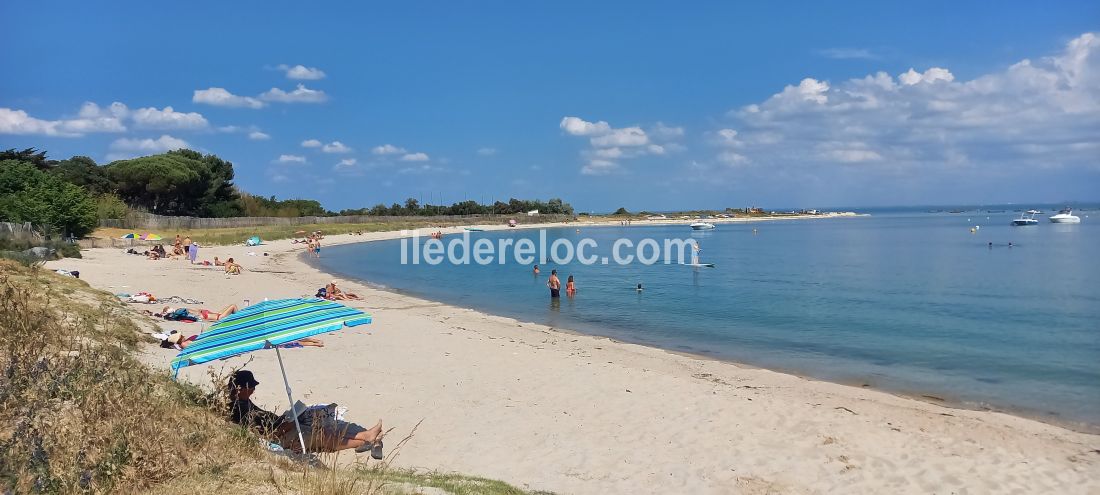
314 206 1100 428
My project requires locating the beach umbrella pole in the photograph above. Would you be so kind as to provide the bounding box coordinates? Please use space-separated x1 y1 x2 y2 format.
273 343 309 457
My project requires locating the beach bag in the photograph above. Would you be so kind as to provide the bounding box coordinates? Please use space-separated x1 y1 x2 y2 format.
315 287 327 298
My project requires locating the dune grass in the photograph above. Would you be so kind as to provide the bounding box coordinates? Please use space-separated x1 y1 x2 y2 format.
0 260 551 494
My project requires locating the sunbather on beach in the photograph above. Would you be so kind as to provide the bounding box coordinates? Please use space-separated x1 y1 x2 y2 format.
225 258 242 275
159 331 198 349
226 370 383 456
325 281 362 300
147 303 238 321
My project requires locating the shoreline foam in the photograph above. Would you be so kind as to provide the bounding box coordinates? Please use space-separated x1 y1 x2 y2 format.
47 218 1100 494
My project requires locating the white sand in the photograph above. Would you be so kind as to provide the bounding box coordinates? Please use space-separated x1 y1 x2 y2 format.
48 221 1100 494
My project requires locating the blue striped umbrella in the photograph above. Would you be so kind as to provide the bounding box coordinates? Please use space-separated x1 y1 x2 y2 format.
171 298 372 454
172 298 371 370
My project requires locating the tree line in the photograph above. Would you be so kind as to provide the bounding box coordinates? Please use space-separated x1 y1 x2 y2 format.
337 197 573 217
0 147 574 237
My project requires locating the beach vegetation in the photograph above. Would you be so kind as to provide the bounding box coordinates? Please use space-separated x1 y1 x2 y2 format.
613 207 629 215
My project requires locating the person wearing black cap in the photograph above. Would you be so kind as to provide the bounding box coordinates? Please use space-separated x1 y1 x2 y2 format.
228 370 291 440
226 369 384 457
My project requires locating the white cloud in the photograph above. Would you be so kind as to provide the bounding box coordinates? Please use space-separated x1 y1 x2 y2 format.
818 48 878 60
276 154 307 164
248 131 270 140
0 108 71 136
477 147 497 156
371 144 406 155
560 116 611 136
106 135 189 160
277 64 327 80
713 32 1100 178
193 87 265 109
898 67 955 85
60 102 129 134
260 84 328 103
333 158 362 175
400 152 429 161
591 127 649 147
1 102 211 137
301 139 322 148
321 141 351 153
131 106 208 130
580 159 620 175
561 116 684 173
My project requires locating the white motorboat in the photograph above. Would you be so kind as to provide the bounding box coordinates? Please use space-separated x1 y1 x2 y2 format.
690 222 716 230
1011 212 1038 226
1049 208 1081 224
1026 209 1042 215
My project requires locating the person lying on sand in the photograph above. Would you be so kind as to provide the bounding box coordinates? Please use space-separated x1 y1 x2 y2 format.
146 304 238 321
160 332 322 350
325 281 362 300
226 370 383 457
213 256 225 266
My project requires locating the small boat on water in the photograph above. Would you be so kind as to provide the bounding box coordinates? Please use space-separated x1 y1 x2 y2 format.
949 210 964 214
690 222 716 230
1026 209 1042 215
1011 212 1038 226
1049 208 1081 224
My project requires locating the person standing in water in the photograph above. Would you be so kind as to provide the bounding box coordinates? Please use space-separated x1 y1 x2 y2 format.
547 269 561 298
566 275 576 297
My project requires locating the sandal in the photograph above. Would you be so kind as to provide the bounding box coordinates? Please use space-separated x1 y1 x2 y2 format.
355 439 384 459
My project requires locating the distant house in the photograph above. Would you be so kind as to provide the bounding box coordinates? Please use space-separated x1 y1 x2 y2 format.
749 207 765 214
647 214 668 220
527 209 539 216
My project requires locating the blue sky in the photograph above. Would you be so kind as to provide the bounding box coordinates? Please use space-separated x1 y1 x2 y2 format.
2 1 1098 212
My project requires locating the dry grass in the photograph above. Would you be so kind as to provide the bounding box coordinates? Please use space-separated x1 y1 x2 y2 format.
0 260 551 494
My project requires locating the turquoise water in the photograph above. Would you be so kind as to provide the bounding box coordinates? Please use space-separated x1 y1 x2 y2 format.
314 207 1100 427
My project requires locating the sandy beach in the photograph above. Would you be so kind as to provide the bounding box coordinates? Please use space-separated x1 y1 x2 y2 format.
47 220 1100 494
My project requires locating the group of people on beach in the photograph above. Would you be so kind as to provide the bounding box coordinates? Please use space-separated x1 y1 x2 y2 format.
534 265 577 298
127 234 242 275
304 233 323 258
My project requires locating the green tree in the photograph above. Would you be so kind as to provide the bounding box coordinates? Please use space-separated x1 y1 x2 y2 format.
0 148 51 170
52 156 113 195
0 160 97 237
105 150 240 216
613 207 629 215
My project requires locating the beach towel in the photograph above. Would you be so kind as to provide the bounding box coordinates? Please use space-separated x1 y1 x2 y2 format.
164 308 198 322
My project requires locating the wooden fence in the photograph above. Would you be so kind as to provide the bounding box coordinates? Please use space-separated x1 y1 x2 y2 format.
100 211 575 230
0 222 42 241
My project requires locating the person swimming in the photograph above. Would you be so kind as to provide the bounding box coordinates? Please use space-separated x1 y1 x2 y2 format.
533 264 540 275
636 283 643 292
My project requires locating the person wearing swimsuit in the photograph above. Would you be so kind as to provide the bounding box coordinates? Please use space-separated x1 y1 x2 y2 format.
548 269 561 298
566 275 576 297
